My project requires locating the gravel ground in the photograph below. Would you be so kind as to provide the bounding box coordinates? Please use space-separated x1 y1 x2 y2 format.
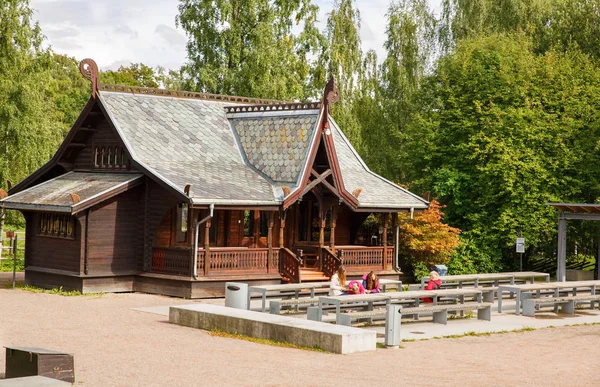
1 289 599 386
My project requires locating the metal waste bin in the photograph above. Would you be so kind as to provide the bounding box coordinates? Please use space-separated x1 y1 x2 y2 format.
225 282 249 309
385 304 402 348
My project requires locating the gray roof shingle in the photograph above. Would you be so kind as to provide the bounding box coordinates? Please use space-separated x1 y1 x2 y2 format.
330 119 428 209
230 114 318 183
100 92 280 205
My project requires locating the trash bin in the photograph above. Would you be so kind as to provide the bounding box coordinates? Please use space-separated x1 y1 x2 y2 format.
225 282 249 309
432 265 448 276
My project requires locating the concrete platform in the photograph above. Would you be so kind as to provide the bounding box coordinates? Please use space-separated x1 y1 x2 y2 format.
169 304 376 354
0 376 70 386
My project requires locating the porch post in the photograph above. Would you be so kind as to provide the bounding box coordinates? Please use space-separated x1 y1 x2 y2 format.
382 213 389 270
392 213 399 271
557 214 567 282
330 205 338 252
279 211 286 248
267 212 274 273
204 218 211 275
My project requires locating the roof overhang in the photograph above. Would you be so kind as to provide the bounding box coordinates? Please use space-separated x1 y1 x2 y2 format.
0 172 144 214
547 202 600 214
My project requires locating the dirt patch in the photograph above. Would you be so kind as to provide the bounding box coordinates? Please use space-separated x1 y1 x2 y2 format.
1 289 599 386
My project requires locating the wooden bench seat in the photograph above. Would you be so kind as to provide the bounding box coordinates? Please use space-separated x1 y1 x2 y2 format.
269 297 320 314
522 294 600 317
336 302 493 326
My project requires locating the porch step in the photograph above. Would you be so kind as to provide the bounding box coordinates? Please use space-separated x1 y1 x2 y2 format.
300 268 329 282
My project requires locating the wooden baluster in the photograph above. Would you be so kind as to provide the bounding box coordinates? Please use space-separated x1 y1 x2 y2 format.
204 219 211 275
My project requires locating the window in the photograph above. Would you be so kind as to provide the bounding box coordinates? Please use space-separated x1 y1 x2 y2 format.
259 212 269 237
175 204 188 243
94 145 129 169
38 213 75 239
243 210 254 237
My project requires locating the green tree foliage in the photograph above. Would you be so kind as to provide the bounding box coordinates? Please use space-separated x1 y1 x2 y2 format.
176 0 324 100
0 0 63 188
322 0 363 149
46 54 90 132
100 63 161 88
406 34 600 269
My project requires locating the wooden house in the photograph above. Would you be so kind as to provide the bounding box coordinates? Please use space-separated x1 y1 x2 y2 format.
0 59 428 297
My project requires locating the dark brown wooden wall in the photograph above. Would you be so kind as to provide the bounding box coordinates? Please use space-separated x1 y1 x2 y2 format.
335 206 352 245
146 179 187 267
25 212 82 273
86 185 144 275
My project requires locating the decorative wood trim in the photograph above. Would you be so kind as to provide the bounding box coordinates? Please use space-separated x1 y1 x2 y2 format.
224 102 321 113
98 83 285 105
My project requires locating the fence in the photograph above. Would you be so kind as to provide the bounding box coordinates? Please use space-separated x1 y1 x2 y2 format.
1 231 25 260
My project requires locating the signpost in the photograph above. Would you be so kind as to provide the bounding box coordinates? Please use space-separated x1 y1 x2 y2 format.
516 236 525 272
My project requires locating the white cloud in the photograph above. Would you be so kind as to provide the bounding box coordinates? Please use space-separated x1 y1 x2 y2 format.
30 0 443 72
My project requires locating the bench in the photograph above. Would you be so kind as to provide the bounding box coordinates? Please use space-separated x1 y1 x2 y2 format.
269 297 320 314
336 302 493 326
522 294 600 317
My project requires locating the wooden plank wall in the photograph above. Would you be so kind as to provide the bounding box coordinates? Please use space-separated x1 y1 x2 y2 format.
86 185 144 275
26 212 82 273
146 179 184 263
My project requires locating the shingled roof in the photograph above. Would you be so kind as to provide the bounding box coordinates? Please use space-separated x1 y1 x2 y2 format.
96 88 427 210
100 91 281 205
330 119 428 209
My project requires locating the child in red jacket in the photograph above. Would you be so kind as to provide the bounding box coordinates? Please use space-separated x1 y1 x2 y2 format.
423 271 442 302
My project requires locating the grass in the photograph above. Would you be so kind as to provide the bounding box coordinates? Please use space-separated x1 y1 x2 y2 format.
209 329 329 353
0 257 24 272
6 283 104 297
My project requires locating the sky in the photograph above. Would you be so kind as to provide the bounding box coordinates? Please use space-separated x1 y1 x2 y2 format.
29 0 440 71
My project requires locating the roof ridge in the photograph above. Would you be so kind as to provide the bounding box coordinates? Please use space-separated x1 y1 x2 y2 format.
98 83 287 105
224 101 321 113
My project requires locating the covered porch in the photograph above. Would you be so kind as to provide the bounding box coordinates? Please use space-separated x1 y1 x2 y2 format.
149 201 402 283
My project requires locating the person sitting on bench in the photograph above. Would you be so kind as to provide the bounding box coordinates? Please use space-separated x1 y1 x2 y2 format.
422 271 442 302
329 265 348 296
347 280 365 294
362 271 381 293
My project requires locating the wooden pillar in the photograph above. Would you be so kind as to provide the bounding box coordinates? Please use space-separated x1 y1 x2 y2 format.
253 211 260 248
267 212 274 273
319 208 325 248
392 213 399 271
557 214 567 282
330 205 337 252
279 211 286 248
597 228 600 281
204 217 211 275
382 213 389 270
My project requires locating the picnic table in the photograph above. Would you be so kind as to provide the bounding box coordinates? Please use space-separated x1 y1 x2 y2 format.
497 280 600 315
248 278 402 312
248 282 332 312
316 288 484 323
385 288 484 305
318 294 392 323
420 272 550 289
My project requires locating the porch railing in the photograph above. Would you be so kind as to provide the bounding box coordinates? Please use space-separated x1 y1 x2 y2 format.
152 248 191 275
322 247 341 278
280 248 301 283
198 247 277 275
336 246 394 271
